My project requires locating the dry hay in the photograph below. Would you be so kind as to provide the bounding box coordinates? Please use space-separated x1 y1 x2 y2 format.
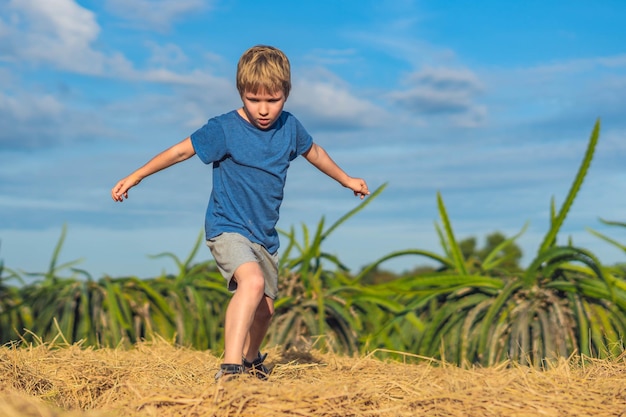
1 340 626 417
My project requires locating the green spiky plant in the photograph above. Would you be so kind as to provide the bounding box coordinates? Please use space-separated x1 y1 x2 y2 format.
9 228 231 350
588 219 626 254
357 119 626 366
588 219 626 279
266 184 388 354
13 225 101 345
0 257 30 343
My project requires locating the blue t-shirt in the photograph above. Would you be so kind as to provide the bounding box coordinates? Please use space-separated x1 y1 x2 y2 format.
190 110 313 254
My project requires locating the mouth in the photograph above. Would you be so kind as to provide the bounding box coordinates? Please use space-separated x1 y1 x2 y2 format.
258 119 271 127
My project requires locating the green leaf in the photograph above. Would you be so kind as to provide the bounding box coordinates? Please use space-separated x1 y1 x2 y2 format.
538 119 600 253
437 192 468 275
482 223 528 271
321 183 387 240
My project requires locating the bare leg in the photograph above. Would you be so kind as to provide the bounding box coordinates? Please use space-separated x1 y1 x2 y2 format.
243 295 274 362
223 262 265 365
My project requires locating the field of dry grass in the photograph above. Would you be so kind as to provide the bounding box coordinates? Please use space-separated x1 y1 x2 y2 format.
1 339 626 417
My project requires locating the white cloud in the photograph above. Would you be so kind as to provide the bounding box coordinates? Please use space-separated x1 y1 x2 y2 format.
303 48 359 66
20 0 99 47
0 0 211 80
146 42 189 67
0 91 66 149
524 54 626 75
288 73 388 130
388 66 486 126
0 91 62 122
2 0 105 73
104 0 209 31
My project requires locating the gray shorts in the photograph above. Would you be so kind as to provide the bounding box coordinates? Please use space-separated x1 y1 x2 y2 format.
206 232 279 299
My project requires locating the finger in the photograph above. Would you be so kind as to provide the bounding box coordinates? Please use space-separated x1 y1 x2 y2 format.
112 186 127 202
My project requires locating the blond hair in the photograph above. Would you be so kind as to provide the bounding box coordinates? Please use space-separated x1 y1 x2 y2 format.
236 45 291 98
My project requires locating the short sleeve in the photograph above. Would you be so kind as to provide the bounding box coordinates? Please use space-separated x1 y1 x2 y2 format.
190 117 228 164
293 117 313 160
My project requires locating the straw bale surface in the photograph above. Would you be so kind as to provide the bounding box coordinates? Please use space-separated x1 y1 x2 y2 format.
1 341 625 416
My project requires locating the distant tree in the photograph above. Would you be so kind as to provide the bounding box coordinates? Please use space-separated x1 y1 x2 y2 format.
359 266 399 285
459 237 477 261
459 231 523 274
406 265 438 276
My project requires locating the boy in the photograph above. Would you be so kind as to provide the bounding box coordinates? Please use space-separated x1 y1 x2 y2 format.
111 45 369 381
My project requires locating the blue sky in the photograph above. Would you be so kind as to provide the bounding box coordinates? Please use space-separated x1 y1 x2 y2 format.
1 0 625 279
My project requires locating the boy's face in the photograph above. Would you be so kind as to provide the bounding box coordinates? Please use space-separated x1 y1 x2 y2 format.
238 88 286 130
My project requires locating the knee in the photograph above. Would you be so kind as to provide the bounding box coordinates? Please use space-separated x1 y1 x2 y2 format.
237 272 265 299
248 273 266 296
234 266 266 296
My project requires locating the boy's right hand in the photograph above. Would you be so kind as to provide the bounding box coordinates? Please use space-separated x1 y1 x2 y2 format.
111 176 141 202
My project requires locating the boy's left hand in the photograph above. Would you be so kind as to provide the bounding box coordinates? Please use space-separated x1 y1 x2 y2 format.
346 178 370 200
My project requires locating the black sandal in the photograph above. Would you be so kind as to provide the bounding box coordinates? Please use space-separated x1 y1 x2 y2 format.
215 363 244 381
243 352 270 380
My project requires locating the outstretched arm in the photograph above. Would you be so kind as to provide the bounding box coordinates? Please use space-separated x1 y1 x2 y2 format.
111 137 196 202
303 143 369 199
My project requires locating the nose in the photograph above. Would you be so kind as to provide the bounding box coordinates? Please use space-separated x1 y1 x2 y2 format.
259 101 269 116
